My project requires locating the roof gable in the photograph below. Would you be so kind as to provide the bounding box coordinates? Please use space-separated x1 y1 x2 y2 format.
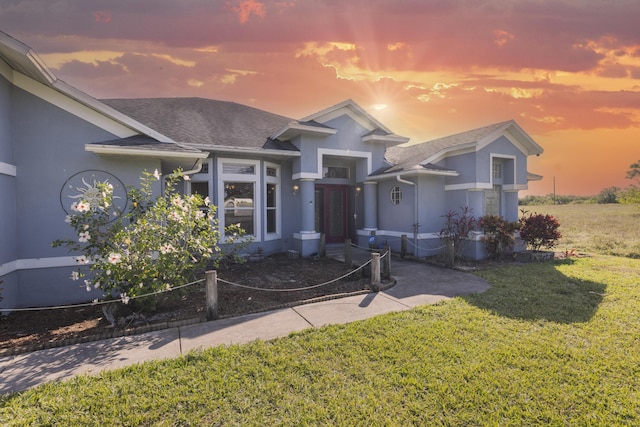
386 120 543 171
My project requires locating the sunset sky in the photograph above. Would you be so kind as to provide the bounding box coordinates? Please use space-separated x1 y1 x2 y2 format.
2 0 639 196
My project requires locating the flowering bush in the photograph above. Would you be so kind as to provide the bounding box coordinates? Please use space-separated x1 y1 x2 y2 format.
519 210 562 251
479 215 520 260
53 169 246 311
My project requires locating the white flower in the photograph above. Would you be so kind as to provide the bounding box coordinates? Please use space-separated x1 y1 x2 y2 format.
165 283 172 291
153 169 161 180
78 231 90 242
195 210 205 220
94 281 101 289
92 298 98 305
75 255 89 264
72 201 90 213
107 252 122 264
168 211 181 221
204 196 210 205
120 293 130 304
84 280 92 292
70 271 80 281
106 269 111 276
160 243 174 254
65 215 72 223
183 175 191 181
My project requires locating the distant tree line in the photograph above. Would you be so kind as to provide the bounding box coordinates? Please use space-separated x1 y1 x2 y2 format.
520 161 640 206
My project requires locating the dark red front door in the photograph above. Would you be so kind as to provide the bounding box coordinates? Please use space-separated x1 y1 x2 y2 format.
315 185 348 243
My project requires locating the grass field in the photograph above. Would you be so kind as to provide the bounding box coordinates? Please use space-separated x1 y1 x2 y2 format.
521 203 640 258
2 255 640 425
2 205 640 425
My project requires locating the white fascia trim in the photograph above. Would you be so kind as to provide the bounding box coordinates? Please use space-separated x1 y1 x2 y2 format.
12 73 137 138
366 169 459 182
356 229 441 239
85 144 208 160
504 184 528 192
321 148 372 176
0 161 17 177
445 182 493 191
293 232 321 240
271 121 337 140
7 69 173 143
361 134 410 145
0 256 80 276
292 148 372 180
422 143 476 165
187 144 301 157
304 101 394 134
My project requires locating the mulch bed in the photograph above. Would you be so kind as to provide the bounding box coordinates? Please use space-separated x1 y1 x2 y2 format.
0 254 378 356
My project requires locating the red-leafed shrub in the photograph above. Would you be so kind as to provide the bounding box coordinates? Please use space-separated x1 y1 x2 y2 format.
519 210 562 251
479 215 520 259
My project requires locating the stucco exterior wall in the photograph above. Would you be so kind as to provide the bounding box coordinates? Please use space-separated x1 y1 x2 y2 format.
6 87 162 308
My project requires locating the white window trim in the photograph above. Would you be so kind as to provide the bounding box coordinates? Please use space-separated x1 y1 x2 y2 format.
264 161 281 241
217 158 261 242
490 153 516 185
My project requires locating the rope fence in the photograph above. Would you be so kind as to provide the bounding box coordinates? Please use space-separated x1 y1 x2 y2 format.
1 245 391 318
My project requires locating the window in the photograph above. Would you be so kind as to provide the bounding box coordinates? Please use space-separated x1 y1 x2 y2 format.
265 162 280 238
493 163 502 179
323 166 349 179
190 181 210 209
224 182 254 235
218 159 261 239
390 186 402 205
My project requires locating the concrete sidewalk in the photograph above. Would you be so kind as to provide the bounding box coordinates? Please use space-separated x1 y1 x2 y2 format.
0 257 490 395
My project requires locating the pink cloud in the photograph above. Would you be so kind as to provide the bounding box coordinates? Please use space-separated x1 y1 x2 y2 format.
230 0 266 24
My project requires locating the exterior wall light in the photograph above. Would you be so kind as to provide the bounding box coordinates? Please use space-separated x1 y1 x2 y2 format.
292 184 299 195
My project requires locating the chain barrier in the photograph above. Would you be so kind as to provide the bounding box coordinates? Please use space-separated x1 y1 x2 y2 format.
1 248 389 313
406 238 447 253
0 278 205 313
218 259 373 292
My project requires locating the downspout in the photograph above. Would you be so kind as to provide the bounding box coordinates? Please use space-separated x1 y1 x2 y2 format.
397 175 418 257
161 159 204 192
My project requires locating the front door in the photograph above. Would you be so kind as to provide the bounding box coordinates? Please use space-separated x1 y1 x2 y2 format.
315 185 348 243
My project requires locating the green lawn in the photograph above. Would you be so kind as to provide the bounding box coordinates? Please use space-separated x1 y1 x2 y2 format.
2 255 639 425
521 203 640 258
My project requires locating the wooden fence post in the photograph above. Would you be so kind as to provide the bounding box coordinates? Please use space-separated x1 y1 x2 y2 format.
344 238 352 267
444 239 455 268
205 270 218 320
371 252 381 291
401 234 407 258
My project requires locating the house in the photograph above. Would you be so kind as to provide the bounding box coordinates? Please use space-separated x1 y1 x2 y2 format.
0 32 543 310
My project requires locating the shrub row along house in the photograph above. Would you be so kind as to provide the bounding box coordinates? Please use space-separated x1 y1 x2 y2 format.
0 32 543 310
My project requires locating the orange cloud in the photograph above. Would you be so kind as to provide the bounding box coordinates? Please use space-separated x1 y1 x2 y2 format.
231 0 266 24
93 11 111 23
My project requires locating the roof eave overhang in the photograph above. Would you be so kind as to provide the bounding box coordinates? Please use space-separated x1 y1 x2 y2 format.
367 168 459 181
85 144 208 160
361 134 410 146
272 122 337 141
185 144 302 157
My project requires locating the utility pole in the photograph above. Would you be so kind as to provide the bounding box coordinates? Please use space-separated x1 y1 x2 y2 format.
553 176 556 205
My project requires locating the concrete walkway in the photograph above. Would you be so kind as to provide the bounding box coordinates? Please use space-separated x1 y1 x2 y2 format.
0 255 489 395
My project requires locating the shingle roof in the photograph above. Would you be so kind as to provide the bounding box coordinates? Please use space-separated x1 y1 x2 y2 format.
101 98 297 151
384 121 513 173
91 135 202 154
